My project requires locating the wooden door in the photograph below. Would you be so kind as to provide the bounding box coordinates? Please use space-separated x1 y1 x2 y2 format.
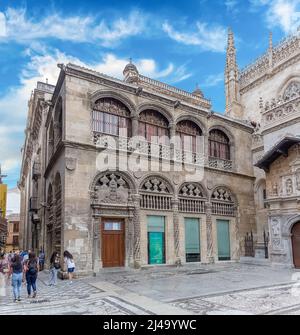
102 219 125 268
292 222 300 269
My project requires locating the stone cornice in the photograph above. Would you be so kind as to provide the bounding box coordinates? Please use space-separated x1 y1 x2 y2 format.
261 116 300 135
240 52 300 95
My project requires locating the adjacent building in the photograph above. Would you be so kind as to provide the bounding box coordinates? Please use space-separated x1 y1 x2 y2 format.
5 213 20 252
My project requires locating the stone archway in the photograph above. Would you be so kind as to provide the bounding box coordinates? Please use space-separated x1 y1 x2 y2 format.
292 222 300 268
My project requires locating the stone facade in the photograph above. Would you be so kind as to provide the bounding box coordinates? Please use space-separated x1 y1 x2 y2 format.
19 27 300 272
19 57 256 274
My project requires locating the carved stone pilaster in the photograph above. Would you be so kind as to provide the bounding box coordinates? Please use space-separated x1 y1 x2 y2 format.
234 205 240 260
205 202 214 263
172 199 180 263
92 217 100 272
132 195 141 268
127 215 134 266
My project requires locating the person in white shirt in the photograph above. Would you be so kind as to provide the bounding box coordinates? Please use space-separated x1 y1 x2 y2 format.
63 250 75 283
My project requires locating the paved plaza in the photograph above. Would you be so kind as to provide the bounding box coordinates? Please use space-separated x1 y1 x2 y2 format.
1 263 300 315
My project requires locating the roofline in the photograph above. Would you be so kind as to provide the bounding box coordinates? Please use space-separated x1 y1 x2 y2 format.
255 136 300 171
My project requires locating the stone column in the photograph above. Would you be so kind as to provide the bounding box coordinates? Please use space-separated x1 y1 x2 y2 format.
127 214 134 266
205 202 214 263
92 216 100 273
172 198 181 264
133 195 141 268
131 116 139 137
234 205 240 260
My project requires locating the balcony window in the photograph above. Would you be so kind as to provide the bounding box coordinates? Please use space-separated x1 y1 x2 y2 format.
209 129 230 160
138 110 170 145
176 120 202 153
92 98 131 138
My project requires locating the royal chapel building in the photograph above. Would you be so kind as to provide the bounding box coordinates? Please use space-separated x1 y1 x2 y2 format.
19 29 300 274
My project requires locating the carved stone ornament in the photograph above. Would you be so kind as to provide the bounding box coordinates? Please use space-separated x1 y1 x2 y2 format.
286 178 293 195
271 218 281 237
296 169 300 191
65 157 77 171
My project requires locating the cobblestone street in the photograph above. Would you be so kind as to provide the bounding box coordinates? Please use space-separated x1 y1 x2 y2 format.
1 263 300 315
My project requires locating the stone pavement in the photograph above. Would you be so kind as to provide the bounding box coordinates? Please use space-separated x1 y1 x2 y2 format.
0 263 300 315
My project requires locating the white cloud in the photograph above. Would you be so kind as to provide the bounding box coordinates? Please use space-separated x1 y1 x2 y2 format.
202 73 224 87
162 21 227 52
6 188 20 215
250 0 300 34
0 7 145 46
0 48 191 187
0 12 6 37
225 0 239 14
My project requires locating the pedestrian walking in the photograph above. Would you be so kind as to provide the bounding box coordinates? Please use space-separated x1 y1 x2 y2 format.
24 252 39 298
9 254 24 302
38 249 45 271
49 252 60 286
0 253 9 297
63 251 75 283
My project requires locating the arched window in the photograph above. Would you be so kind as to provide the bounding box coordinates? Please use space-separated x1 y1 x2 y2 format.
92 98 132 137
178 182 206 213
211 187 235 216
140 176 173 210
176 120 202 153
138 110 170 145
209 130 230 160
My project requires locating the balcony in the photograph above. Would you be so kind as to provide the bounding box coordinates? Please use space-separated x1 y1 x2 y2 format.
208 157 233 171
29 197 38 212
32 162 41 179
94 133 233 171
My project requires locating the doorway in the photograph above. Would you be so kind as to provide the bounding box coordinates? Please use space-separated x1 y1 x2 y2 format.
185 218 201 262
292 222 300 269
102 219 125 267
217 219 231 261
147 216 165 265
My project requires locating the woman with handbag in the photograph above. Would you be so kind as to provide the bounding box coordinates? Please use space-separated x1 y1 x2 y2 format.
24 252 39 298
49 252 60 286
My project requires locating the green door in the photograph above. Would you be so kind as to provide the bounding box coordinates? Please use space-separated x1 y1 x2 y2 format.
185 218 200 262
147 216 165 265
217 220 231 261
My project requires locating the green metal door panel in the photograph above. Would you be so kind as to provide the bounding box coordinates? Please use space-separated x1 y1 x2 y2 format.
147 216 165 264
148 232 165 264
217 220 231 260
185 218 201 262
185 218 200 253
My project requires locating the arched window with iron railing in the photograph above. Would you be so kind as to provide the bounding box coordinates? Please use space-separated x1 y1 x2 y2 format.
209 129 230 160
138 110 170 145
92 98 132 138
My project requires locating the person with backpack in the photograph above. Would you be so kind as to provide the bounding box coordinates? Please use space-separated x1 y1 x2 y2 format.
24 252 39 298
49 252 60 286
63 251 75 283
9 254 24 302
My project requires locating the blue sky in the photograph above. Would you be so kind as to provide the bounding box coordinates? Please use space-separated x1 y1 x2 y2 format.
0 0 300 189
